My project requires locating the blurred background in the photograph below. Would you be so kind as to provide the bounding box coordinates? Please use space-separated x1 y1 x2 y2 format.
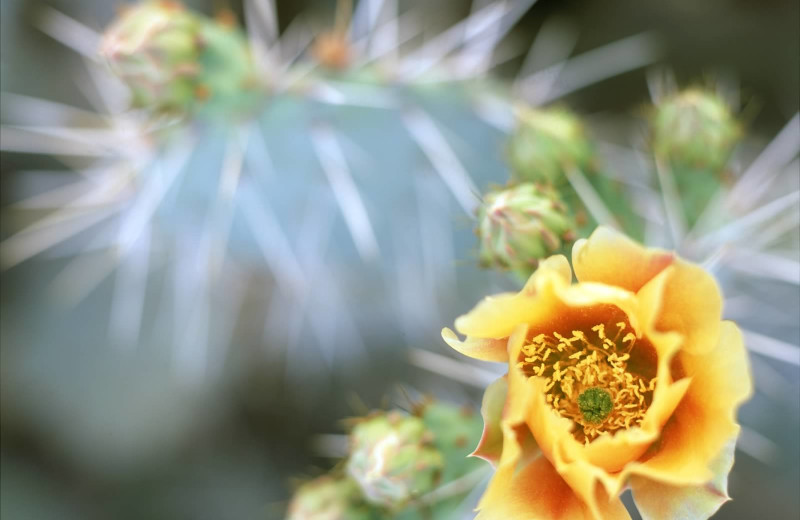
1 0 798 519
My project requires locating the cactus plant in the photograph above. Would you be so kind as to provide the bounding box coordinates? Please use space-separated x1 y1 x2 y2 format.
1 1 798 518
0 0 670 410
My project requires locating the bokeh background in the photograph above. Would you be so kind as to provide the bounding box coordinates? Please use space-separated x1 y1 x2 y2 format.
1 0 798 519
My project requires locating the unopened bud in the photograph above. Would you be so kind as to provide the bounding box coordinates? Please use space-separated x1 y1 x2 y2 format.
651 88 740 172
100 1 259 115
346 411 443 508
477 183 576 277
508 107 593 185
286 475 374 520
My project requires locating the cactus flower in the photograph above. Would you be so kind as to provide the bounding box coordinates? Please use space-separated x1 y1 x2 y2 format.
477 183 576 278
346 411 444 508
508 107 594 185
442 226 752 519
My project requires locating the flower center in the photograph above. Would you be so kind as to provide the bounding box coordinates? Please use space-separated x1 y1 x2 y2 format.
518 321 656 443
578 387 613 423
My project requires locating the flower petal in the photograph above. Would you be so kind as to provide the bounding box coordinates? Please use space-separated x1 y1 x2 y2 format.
506 325 576 462
572 227 674 292
552 447 632 520
630 437 736 520
577 377 691 479
557 282 641 333
481 326 630 520
476 455 586 520
678 321 752 420
654 259 723 356
622 321 752 487
496 325 540 471
635 268 683 362
477 454 629 520
505 324 542 430
572 268 692 479
454 255 572 339
472 376 508 466
441 328 508 362
634 252 722 357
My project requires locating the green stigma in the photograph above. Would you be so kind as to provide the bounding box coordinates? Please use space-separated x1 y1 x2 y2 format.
578 388 613 423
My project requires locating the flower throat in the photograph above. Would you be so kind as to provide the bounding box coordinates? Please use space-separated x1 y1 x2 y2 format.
518 321 657 443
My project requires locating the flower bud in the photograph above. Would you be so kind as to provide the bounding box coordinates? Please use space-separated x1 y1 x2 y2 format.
100 1 259 115
286 475 374 520
346 411 443 508
508 107 593 185
651 88 740 172
477 183 576 277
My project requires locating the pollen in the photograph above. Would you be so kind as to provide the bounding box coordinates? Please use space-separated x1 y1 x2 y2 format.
519 321 656 443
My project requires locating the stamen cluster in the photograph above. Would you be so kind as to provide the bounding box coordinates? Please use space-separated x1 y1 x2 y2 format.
518 321 656 443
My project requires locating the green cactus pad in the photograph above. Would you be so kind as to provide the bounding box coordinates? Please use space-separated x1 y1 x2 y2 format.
419 402 483 482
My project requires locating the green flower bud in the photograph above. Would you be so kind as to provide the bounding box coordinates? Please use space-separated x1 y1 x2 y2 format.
100 1 260 116
346 411 443 508
651 88 740 172
286 475 375 520
477 183 576 278
508 107 593 185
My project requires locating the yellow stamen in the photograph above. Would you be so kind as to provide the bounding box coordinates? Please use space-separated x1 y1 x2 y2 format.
518 320 656 443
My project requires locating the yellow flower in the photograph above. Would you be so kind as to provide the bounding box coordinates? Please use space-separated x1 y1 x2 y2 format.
442 227 752 519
